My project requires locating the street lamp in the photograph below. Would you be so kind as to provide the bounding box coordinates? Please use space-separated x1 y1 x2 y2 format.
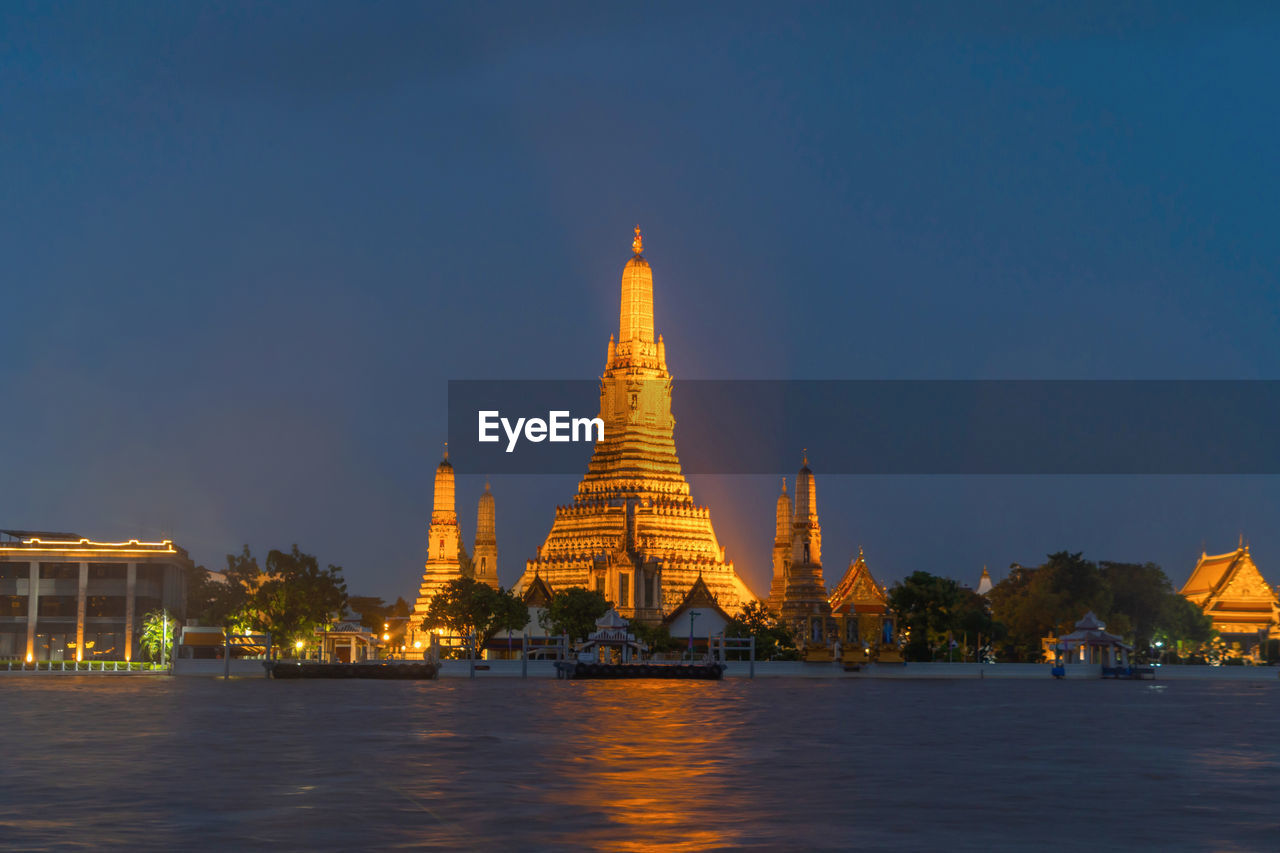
688 610 702 659
295 639 305 660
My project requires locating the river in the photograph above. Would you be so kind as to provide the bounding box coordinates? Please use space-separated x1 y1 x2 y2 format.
1 677 1276 851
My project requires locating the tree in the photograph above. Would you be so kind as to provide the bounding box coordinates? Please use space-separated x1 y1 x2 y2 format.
1101 561 1173 653
988 553 1110 661
888 571 965 661
543 587 612 642
348 595 390 633
1155 594 1215 657
725 600 798 660
491 588 531 639
422 578 530 648
140 609 176 662
244 545 348 649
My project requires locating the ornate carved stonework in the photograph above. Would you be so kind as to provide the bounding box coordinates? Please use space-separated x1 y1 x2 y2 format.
515 229 756 620
1180 545 1280 638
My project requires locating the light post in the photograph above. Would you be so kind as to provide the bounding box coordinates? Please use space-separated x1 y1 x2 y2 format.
295 639 305 661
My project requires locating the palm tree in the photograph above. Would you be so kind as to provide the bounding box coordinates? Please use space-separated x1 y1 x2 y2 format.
140 609 175 663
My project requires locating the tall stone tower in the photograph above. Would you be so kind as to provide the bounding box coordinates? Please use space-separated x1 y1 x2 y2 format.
517 226 756 620
780 452 830 629
767 479 792 613
473 482 499 590
407 448 463 648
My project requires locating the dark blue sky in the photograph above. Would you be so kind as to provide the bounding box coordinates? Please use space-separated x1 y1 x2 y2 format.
3 2 1278 600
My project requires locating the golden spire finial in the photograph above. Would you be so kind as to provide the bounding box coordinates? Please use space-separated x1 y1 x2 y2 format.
802 448 808 467
442 441 448 460
632 224 643 256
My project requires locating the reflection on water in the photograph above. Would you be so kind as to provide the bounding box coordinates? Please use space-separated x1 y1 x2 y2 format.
548 682 747 851
1 677 1278 850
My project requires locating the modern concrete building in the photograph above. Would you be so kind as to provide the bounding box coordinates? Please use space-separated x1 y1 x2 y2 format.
0 530 191 662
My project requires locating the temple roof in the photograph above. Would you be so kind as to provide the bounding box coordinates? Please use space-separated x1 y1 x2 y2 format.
522 573 554 607
1180 545 1277 604
1056 611 1131 649
662 574 734 627
829 549 888 614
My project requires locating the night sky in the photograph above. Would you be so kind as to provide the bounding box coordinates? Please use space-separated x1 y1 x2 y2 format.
3 2 1279 601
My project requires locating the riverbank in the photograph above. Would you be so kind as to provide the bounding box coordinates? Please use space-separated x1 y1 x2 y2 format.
11 659 1276 681
432 659 1280 680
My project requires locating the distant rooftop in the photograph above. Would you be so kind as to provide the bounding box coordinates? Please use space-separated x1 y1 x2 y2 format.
0 529 80 543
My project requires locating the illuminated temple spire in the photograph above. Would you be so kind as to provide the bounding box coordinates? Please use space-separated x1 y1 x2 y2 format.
407 448 463 649
473 482 499 590
618 225 654 345
780 451 830 629
768 478 792 613
517 226 756 619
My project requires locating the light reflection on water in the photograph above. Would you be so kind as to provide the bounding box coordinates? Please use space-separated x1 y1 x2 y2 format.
1 677 1278 850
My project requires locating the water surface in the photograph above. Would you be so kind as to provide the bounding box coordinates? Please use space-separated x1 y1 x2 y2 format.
1 677 1277 851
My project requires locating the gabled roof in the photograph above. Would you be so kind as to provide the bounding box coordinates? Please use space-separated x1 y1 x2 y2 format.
523 573 554 607
1180 546 1277 605
828 550 888 614
662 574 734 627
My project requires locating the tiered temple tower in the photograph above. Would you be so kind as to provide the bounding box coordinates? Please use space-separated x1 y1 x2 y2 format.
473 483 499 590
767 479 792 613
516 226 756 620
779 452 831 629
407 449 463 648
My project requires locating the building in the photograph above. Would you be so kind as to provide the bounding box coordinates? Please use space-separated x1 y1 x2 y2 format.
662 574 736 647
473 482 499 589
516 227 756 620
1179 542 1280 650
976 567 993 596
407 450 465 648
777 453 831 633
0 530 191 662
766 479 791 613
825 548 899 663
1043 611 1133 667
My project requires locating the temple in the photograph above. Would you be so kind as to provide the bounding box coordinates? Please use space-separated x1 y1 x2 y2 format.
1180 542 1280 649
777 453 831 631
828 547 889 619
766 479 791 613
407 449 464 648
473 483 499 589
515 227 756 620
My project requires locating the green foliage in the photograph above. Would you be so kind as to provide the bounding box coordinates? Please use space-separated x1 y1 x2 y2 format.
348 595 390 633
988 552 1110 661
542 587 612 642
422 578 529 645
725 600 799 660
139 609 176 662
888 572 995 661
1155 593 1215 650
990 552 1217 662
242 545 348 649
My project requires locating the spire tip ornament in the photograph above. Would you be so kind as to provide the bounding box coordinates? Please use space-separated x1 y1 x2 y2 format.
632 224 643 256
